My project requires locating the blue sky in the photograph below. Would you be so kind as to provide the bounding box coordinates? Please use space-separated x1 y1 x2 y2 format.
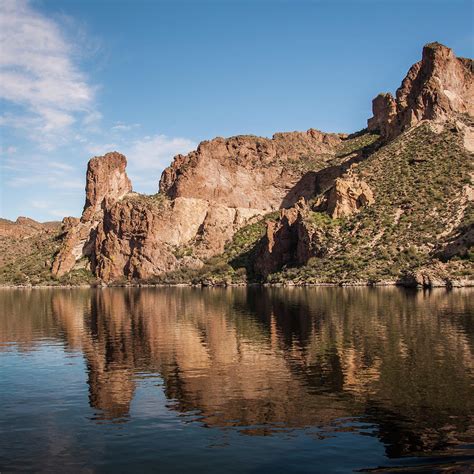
1 0 473 221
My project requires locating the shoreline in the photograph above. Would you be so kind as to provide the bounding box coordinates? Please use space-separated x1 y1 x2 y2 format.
1 279 473 290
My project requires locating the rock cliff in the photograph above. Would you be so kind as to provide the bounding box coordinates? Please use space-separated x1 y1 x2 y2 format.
52 130 346 281
4 41 472 288
368 42 473 139
52 152 132 277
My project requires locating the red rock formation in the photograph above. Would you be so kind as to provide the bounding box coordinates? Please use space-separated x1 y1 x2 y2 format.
82 152 132 222
323 175 374 219
160 130 343 209
254 200 316 278
53 131 343 282
368 42 474 139
52 152 132 277
50 42 472 284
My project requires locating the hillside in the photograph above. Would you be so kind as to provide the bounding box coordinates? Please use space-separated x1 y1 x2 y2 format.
1 42 472 288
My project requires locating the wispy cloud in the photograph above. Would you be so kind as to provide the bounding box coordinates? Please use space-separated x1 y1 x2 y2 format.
8 175 83 190
0 145 17 155
83 133 197 194
4 154 83 191
111 122 141 132
126 134 197 171
0 1 198 219
30 199 76 219
85 143 120 156
0 0 97 148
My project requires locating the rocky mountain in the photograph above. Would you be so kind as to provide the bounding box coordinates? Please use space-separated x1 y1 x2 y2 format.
52 130 347 282
1 42 472 287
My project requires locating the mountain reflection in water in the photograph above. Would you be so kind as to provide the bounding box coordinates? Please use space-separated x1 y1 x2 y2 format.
0 287 473 472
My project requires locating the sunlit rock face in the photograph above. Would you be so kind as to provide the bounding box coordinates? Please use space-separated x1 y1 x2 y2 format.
52 152 132 277
52 130 344 282
368 42 474 139
50 42 473 285
159 131 343 209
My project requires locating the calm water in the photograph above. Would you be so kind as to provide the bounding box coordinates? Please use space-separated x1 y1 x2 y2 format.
0 287 473 473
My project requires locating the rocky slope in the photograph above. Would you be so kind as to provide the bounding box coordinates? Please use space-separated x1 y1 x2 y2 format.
51 129 349 282
0 218 62 285
2 42 472 287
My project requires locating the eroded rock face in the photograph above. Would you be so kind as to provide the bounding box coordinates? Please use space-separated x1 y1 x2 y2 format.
82 152 132 222
52 152 132 277
437 223 474 261
368 42 474 139
254 174 375 278
323 175 375 219
254 206 303 278
401 262 455 288
160 130 343 210
51 42 471 284
253 200 332 278
53 130 344 282
92 195 266 280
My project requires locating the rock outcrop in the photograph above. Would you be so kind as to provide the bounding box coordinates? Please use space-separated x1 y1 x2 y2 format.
254 199 340 278
44 42 472 287
82 152 132 222
320 175 375 219
52 152 132 277
160 130 343 209
368 42 474 139
437 223 474 261
254 205 306 278
53 130 344 282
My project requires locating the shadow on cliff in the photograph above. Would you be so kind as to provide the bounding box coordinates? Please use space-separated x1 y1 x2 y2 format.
280 133 382 209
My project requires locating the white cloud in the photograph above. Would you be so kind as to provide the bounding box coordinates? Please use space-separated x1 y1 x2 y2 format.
48 161 76 172
48 208 76 218
8 175 83 190
3 154 83 191
126 134 197 171
111 122 141 132
30 199 49 210
81 134 197 193
0 145 17 155
30 199 77 218
0 1 198 217
83 111 103 125
0 0 96 147
85 143 119 156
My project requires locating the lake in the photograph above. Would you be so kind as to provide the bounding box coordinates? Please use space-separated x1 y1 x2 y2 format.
0 287 473 472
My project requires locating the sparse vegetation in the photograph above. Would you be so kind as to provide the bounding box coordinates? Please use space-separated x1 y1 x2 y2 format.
123 192 169 209
266 122 473 285
1 123 472 287
335 130 380 159
0 227 97 286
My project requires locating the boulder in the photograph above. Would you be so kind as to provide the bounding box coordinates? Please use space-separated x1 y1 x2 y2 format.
318 175 375 219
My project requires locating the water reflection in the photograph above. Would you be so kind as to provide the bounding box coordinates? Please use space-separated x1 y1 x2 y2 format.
1 287 473 461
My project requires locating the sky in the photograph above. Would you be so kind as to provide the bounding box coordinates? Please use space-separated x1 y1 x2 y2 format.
0 0 473 221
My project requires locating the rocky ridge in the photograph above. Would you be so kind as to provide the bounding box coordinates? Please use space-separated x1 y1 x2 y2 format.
52 129 350 282
368 42 473 139
2 42 472 288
